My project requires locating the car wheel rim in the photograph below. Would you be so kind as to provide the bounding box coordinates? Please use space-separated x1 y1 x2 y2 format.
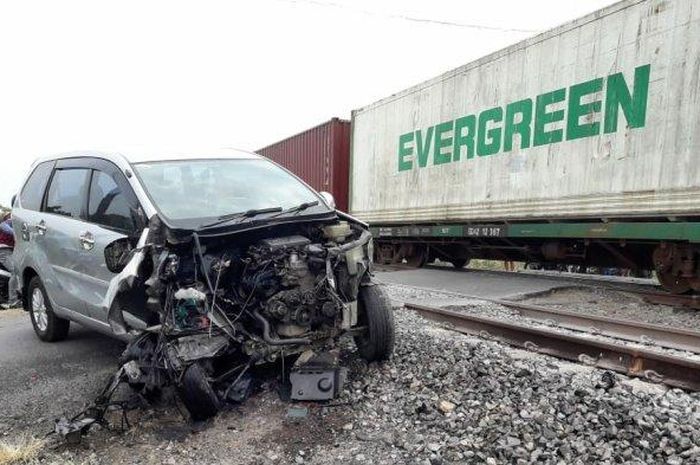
32 287 48 331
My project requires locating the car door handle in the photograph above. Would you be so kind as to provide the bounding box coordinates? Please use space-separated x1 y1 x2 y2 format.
79 231 95 251
35 220 47 236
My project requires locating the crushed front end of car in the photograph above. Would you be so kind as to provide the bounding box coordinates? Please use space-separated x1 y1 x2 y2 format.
66 209 393 430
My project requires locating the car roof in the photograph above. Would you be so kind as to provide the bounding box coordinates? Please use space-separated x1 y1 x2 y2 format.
31 148 262 168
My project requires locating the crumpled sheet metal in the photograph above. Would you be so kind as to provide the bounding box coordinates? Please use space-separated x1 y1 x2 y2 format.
54 417 97 445
103 228 150 336
174 334 230 361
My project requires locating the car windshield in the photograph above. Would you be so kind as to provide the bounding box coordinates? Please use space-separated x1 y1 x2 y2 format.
133 158 325 222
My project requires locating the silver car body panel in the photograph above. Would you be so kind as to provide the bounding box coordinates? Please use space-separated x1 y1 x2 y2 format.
103 228 150 336
10 148 332 341
10 150 256 333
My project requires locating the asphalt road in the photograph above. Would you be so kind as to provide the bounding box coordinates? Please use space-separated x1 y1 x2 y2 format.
0 309 124 435
375 267 570 301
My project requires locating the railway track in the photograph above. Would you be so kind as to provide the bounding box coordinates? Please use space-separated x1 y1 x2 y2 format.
377 263 700 309
603 286 700 309
404 299 700 391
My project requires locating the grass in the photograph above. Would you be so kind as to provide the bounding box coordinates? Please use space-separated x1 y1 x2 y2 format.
0 437 44 465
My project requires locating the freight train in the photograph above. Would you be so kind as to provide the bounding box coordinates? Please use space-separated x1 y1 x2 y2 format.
258 0 700 294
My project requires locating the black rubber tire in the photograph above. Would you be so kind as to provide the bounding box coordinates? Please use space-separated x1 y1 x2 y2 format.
354 284 395 362
449 258 470 269
28 276 70 342
179 363 221 421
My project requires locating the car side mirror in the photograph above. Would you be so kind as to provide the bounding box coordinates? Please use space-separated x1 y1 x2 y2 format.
104 238 135 273
319 191 336 209
11 194 16 207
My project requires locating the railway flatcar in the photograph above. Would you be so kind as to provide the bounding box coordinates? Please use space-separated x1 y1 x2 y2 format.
260 0 700 294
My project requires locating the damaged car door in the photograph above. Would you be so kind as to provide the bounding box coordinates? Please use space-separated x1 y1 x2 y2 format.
81 162 146 324
41 163 93 317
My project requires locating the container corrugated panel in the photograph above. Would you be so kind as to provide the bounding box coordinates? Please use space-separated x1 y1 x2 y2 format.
350 0 700 224
258 118 351 212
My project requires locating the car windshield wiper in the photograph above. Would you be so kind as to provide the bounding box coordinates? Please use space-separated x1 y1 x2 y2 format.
198 206 283 229
266 201 320 219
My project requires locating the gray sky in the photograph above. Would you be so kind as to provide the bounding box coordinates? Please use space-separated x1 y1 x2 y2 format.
0 0 618 205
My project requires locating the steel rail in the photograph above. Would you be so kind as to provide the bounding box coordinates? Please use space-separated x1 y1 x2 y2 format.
405 302 700 391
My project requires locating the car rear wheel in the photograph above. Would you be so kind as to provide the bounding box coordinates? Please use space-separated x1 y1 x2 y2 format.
28 276 70 342
354 284 395 362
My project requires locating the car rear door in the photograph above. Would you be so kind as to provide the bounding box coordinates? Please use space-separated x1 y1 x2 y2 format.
81 160 145 322
11 160 55 301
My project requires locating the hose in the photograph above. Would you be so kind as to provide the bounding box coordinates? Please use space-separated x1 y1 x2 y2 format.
327 229 372 257
252 310 310 345
192 232 215 294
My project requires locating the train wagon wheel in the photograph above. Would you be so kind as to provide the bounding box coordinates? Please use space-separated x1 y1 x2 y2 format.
656 270 692 294
403 245 426 268
449 258 470 269
375 244 396 265
689 278 700 292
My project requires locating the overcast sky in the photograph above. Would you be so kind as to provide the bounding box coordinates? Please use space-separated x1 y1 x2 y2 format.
0 0 619 205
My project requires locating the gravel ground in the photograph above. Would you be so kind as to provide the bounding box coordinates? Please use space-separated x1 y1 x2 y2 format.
385 282 700 361
9 294 698 465
520 286 700 331
383 279 700 333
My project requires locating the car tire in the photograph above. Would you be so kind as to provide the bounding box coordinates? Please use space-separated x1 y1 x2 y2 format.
179 362 221 421
354 284 395 362
28 276 70 342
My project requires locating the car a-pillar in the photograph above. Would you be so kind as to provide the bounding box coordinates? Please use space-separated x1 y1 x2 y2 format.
652 242 700 294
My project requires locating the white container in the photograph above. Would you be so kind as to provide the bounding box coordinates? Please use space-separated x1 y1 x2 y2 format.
350 0 700 224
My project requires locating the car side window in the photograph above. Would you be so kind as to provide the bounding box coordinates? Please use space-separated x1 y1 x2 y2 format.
44 169 90 219
19 162 53 211
88 170 135 233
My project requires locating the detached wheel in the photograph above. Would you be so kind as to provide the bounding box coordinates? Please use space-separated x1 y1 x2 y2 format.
354 284 395 362
28 276 69 342
179 363 220 421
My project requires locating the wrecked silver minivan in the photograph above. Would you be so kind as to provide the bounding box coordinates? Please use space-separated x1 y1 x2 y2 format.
11 150 393 422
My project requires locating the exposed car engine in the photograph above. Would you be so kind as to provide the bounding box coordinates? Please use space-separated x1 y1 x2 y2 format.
88 214 388 423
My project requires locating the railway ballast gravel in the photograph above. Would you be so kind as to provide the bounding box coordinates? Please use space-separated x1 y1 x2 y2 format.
340 309 700 465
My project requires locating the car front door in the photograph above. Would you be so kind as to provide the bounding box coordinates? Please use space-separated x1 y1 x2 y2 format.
80 160 145 322
40 160 93 316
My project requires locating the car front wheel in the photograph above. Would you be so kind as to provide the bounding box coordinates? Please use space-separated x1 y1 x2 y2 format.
28 276 70 342
354 284 395 362
179 362 221 421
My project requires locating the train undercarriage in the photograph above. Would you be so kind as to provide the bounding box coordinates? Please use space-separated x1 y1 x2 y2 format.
374 237 700 294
